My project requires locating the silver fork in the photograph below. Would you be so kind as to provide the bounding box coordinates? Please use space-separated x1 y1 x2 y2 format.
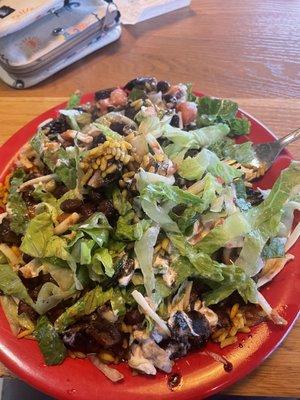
252 127 300 170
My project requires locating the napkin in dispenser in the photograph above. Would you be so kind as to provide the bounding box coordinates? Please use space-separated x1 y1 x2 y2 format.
0 0 121 88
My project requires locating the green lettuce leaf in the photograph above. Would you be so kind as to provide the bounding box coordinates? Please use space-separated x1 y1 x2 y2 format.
93 248 114 277
141 199 180 233
0 264 34 307
209 137 256 164
178 148 243 182
141 182 203 206
73 212 111 247
93 123 122 140
35 282 75 315
163 123 230 149
169 234 223 281
20 212 53 258
235 213 282 276
110 289 126 316
115 211 151 241
35 316 67 365
112 188 132 216
196 96 250 136
67 92 81 109
0 296 34 335
7 169 28 234
54 286 113 332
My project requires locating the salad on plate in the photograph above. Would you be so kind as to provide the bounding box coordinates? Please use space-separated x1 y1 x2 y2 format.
0 77 299 381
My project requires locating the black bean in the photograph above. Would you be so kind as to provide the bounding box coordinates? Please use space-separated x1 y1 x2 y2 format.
92 133 106 147
170 114 180 127
60 199 83 213
97 199 116 220
21 187 38 207
163 94 177 105
88 190 104 204
124 77 157 92
22 253 33 263
44 115 68 137
124 308 144 325
110 122 126 135
94 88 115 101
80 203 97 221
18 300 38 321
157 80 170 93
52 184 68 199
0 218 21 246
124 105 138 120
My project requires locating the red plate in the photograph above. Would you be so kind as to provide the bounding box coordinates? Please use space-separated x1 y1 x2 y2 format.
0 93 299 399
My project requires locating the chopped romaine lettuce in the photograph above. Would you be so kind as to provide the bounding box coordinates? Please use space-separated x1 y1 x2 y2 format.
209 137 256 164
54 286 113 332
93 248 114 277
178 148 243 182
0 264 34 307
35 282 75 314
35 316 67 365
7 169 28 234
163 123 230 149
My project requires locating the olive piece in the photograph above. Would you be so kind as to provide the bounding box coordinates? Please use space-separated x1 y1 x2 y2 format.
94 88 115 101
60 199 83 213
170 114 180 127
157 80 170 93
163 94 177 105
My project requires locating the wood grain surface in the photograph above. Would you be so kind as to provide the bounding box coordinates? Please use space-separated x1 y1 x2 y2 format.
0 0 299 397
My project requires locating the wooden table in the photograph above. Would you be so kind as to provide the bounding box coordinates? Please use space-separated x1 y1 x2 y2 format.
0 0 299 397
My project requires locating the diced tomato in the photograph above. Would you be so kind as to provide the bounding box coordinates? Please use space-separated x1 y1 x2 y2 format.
110 88 128 107
176 102 197 125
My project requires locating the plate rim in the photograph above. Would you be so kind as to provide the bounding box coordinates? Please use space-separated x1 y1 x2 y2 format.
0 92 298 399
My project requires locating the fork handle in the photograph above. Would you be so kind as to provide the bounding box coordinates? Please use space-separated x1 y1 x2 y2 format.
278 127 300 148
